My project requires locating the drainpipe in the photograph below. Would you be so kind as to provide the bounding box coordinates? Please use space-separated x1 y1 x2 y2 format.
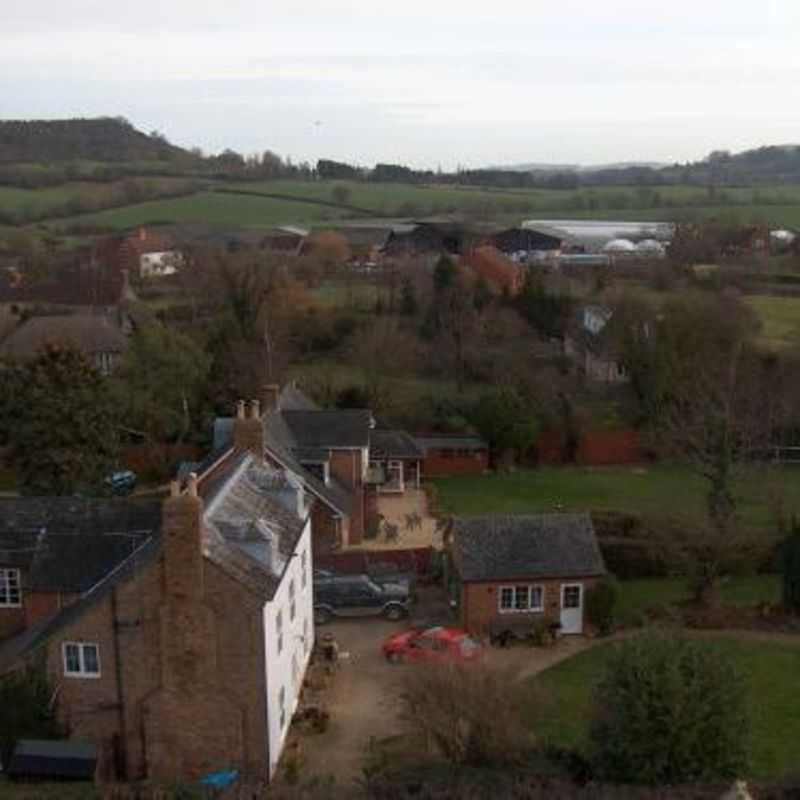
110 588 128 779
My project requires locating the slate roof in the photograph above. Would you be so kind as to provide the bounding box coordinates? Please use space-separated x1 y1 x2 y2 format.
452 514 605 582
282 410 372 449
0 454 309 672
262 411 353 516
0 534 161 674
0 497 161 593
279 383 318 411
370 429 423 460
0 314 128 361
413 435 488 453
205 456 308 598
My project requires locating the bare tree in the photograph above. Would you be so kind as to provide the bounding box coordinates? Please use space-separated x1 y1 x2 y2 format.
400 662 531 767
651 296 784 604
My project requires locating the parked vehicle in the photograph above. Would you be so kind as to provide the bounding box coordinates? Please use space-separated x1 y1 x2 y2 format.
314 565 416 593
382 626 483 664
105 469 137 496
313 573 413 624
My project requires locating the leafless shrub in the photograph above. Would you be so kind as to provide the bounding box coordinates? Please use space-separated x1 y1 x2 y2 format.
399 662 531 767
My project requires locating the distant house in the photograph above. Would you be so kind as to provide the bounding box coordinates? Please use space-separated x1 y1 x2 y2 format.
461 246 525 295
413 434 489 478
94 227 181 281
0 443 314 783
564 304 628 384
0 313 128 375
213 383 424 552
450 513 606 636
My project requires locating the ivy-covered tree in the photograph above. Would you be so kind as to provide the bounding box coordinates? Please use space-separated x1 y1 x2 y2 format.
112 323 210 443
5 344 119 495
589 632 749 785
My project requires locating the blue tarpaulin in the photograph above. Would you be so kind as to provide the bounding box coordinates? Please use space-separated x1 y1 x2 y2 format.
200 769 240 789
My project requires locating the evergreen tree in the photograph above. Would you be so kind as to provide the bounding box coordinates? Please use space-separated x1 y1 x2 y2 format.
6 345 119 495
589 632 749 785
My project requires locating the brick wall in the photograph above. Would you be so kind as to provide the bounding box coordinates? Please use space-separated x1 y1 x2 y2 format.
329 450 365 544
310 502 341 553
460 576 599 635
537 430 642 466
315 547 433 576
420 451 488 478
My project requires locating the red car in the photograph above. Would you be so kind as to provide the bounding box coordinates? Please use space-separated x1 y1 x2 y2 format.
382 626 483 664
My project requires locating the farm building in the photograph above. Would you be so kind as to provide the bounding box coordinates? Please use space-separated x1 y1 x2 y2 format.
522 219 674 254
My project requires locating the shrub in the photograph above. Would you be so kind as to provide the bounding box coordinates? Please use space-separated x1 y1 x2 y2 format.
400 662 530 767
588 632 749 785
585 577 619 635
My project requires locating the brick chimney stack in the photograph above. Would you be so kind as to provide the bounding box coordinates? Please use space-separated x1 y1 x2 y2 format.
162 475 204 601
232 399 264 458
159 475 218 695
260 384 280 412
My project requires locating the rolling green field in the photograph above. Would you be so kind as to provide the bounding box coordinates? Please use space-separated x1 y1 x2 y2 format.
0 174 793 231
746 294 800 348
529 636 800 778
48 190 354 231
0 177 197 223
432 465 800 529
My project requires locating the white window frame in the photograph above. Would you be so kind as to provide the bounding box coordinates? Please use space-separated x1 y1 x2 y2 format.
63 642 101 678
498 584 544 614
0 568 22 607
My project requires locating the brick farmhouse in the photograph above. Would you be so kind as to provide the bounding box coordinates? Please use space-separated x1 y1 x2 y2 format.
450 513 606 636
0 411 315 783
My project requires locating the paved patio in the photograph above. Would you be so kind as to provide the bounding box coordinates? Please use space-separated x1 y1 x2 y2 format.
360 488 444 551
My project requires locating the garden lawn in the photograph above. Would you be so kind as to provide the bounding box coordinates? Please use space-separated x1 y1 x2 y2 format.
746 295 800 349
528 636 800 779
433 465 800 531
615 575 781 625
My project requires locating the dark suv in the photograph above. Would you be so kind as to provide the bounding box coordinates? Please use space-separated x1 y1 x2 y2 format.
313 573 413 624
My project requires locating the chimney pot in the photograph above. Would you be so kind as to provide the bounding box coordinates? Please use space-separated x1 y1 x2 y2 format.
188 472 198 497
250 399 261 420
169 480 180 497
236 400 246 420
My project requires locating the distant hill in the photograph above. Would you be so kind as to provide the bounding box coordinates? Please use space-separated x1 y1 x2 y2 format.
494 161 668 173
491 146 800 186
0 117 191 163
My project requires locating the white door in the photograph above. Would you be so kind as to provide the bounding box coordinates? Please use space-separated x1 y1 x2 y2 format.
560 583 583 634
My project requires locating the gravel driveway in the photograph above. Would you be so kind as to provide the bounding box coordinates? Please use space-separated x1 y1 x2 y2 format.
297 611 597 785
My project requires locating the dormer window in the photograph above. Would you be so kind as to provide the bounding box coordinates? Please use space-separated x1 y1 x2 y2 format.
0 568 21 607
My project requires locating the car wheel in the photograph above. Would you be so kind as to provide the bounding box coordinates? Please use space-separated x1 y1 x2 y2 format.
386 651 404 665
314 607 332 625
383 604 407 621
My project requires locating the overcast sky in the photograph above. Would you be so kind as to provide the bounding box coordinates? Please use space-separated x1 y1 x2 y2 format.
2 1 800 169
